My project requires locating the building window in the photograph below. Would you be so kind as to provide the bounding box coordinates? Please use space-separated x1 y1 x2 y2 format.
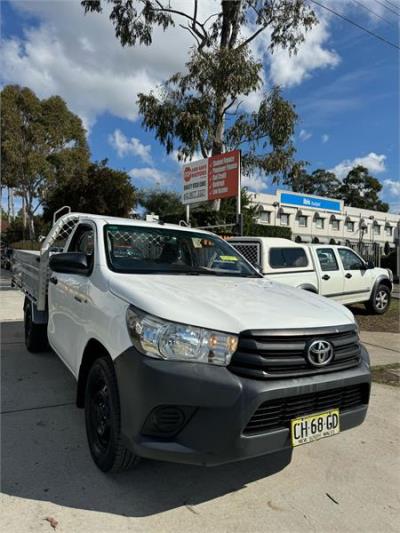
298 215 307 227
259 211 270 223
373 223 381 235
346 221 354 232
315 217 324 229
332 220 340 231
385 226 393 237
280 213 289 226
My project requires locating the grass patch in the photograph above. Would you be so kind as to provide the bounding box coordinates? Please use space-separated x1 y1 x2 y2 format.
349 299 399 333
371 363 400 387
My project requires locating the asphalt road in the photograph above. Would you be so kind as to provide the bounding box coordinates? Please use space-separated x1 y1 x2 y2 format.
1 269 399 533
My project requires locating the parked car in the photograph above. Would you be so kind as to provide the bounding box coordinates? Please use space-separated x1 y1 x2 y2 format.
229 237 393 314
12 212 371 473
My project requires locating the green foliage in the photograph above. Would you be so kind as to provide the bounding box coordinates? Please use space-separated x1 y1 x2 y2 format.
82 1 317 182
381 250 397 280
286 165 341 197
1 85 90 238
244 224 291 239
283 163 390 213
3 215 48 244
10 240 41 251
384 241 391 256
137 189 185 219
337 166 389 212
136 186 290 238
43 160 136 221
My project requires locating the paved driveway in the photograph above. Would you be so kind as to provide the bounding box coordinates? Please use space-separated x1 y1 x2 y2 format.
1 270 399 532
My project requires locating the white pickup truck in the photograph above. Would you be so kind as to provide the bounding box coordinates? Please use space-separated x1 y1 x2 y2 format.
12 212 371 473
229 237 393 314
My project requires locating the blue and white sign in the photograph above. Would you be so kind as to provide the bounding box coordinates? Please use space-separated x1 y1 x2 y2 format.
279 192 342 213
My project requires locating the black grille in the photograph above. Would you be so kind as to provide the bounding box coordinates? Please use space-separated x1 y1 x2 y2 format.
229 326 361 379
244 384 369 435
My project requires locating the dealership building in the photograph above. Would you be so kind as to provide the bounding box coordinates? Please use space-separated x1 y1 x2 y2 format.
249 190 400 250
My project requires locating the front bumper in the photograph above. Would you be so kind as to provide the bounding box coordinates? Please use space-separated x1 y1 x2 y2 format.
114 346 371 466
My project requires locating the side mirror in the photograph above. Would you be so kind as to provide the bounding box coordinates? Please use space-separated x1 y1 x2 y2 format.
367 259 374 269
49 252 89 275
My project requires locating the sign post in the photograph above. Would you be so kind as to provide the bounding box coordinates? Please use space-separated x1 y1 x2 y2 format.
182 149 241 233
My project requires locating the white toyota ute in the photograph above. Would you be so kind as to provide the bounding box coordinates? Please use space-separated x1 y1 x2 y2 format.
12 212 371 473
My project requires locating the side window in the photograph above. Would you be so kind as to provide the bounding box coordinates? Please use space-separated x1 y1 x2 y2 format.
269 248 308 269
77 231 94 256
49 221 78 252
68 225 95 270
316 248 339 272
338 248 364 270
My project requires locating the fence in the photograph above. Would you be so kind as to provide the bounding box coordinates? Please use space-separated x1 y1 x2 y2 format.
348 241 381 267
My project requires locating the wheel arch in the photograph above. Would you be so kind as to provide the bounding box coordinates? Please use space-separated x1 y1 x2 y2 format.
76 338 113 408
371 275 392 296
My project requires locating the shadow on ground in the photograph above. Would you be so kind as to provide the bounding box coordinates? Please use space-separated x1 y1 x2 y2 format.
1 320 291 517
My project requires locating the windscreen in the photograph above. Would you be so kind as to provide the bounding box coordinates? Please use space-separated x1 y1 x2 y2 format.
104 225 259 277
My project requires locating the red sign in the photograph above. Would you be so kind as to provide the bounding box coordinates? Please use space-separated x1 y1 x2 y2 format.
208 150 240 201
182 150 240 205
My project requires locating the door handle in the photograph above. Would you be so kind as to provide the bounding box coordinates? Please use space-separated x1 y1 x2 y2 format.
322 274 330 280
74 295 83 303
49 276 58 285
345 273 352 279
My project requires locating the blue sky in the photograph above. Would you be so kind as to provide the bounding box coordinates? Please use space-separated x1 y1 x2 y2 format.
1 0 399 212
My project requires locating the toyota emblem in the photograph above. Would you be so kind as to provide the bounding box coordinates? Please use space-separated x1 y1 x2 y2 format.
307 340 334 367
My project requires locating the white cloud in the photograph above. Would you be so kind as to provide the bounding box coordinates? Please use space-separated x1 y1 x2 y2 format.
168 149 203 164
383 179 400 197
128 167 177 188
242 173 267 193
268 18 340 88
109 129 152 163
322 133 329 143
0 0 346 133
330 152 386 179
0 0 196 129
299 129 312 141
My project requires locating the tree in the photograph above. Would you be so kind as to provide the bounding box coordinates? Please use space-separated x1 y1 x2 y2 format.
137 185 262 234
82 1 317 181
1 85 90 238
337 166 389 212
43 161 137 221
285 165 341 198
137 189 185 219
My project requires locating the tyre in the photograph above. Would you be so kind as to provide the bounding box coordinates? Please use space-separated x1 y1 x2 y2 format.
84 356 140 473
24 301 49 352
365 284 391 315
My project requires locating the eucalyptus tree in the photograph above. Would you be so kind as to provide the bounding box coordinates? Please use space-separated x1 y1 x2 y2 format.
1 85 89 238
82 1 317 181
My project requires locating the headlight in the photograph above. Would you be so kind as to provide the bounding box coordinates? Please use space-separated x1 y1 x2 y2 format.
126 306 238 366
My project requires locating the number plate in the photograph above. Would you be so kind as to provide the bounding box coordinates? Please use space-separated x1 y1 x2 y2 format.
291 409 340 447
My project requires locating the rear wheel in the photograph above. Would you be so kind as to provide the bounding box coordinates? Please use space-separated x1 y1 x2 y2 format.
84 356 139 473
24 301 49 352
365 284 391 315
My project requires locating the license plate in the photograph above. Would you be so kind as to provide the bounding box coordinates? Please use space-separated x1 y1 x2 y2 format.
291 409 340 447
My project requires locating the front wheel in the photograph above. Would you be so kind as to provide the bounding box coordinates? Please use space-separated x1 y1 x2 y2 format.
84 356 140 473
365 284 391 315
24 301 49 352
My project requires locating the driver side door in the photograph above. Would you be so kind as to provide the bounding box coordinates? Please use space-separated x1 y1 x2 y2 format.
48 224 95 375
